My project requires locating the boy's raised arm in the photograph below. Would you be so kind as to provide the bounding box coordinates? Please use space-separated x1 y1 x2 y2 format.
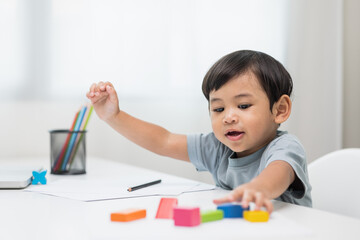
86 82 190 162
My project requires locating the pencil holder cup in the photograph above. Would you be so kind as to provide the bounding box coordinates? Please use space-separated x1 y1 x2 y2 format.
49 129 86 175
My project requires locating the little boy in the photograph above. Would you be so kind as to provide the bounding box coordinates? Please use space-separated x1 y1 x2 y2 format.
87 50 312 213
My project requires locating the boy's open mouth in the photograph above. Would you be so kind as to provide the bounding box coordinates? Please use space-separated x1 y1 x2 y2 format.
225 131 243 136
225 130 244 141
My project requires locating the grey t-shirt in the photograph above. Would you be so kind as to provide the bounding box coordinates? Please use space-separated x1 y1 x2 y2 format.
187 130 312 207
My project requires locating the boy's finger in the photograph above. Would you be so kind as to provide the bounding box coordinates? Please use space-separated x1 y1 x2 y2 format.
98 81 106 91
254 192 264 210
94 82 102 96
91 92 109 104
212 194 234 205
88 83 97 97
86 92 93 99
106 85 118 103
229 187 245 201
263 199 273 214
104 81 114 88
241 191 252 209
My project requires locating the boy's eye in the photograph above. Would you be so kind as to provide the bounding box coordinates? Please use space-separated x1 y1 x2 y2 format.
213 107 224 112
238 104 251 109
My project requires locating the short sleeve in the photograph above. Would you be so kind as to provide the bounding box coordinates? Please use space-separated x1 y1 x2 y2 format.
187 133 223 174
264 134 311 200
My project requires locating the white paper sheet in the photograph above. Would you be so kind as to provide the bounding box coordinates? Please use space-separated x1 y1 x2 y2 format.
25 177 216 201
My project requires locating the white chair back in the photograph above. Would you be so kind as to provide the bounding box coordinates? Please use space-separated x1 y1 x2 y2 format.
308 148 360 219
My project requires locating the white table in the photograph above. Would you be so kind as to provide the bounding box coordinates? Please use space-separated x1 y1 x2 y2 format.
0 157 359 240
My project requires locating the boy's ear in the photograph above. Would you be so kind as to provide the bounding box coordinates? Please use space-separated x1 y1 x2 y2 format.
273 95 292 124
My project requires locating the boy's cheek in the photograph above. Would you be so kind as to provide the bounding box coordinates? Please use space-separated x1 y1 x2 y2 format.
210 113 222 124
211 121 222 135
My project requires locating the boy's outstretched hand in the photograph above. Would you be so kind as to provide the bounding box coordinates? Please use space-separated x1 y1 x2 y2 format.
213 160 296 215
86 81 120 122
213 182 274 214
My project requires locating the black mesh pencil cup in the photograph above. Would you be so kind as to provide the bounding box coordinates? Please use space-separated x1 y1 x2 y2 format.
49 129 86 175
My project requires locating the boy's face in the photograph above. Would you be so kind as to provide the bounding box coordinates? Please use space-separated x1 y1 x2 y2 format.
209 72 279 158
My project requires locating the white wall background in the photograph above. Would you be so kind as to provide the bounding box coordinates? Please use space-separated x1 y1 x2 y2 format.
0 0 358 184
283 0 343 164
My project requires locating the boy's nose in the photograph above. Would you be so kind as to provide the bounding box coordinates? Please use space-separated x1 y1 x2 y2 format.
223 110 238 124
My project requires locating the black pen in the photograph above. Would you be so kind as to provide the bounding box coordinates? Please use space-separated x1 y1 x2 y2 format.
127 179 162 192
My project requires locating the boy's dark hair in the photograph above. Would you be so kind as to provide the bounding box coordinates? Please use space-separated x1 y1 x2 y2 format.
202 50 293 111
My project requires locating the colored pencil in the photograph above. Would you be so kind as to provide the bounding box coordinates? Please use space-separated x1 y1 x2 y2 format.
67 105 94 169
80 104 93 131
61 106 87 170
53 110 80 172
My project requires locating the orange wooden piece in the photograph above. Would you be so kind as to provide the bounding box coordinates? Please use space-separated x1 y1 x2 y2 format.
111 208 146 222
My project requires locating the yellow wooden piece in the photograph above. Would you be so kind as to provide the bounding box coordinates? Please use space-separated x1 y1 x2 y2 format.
243 210 269 222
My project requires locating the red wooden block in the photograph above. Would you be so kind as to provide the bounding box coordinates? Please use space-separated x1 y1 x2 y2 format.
173 207 201 227
155 198 178 219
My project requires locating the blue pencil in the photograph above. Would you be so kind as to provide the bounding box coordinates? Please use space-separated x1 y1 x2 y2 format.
61 106 87 170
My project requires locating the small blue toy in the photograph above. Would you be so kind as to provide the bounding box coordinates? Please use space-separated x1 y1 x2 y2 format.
32 170 47 185
217 203 249 218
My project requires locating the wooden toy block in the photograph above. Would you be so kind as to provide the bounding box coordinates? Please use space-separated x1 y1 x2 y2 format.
243 210 269 222
217 203 249 218
111 208 146 222
32 170 47 185
173 207 201 227
201 210 224 223
155 198 178 219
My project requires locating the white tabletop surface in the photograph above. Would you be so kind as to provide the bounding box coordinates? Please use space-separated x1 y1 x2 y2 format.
0 157 359 240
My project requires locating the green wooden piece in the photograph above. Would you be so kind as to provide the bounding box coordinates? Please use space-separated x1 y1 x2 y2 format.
201 210 224 223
